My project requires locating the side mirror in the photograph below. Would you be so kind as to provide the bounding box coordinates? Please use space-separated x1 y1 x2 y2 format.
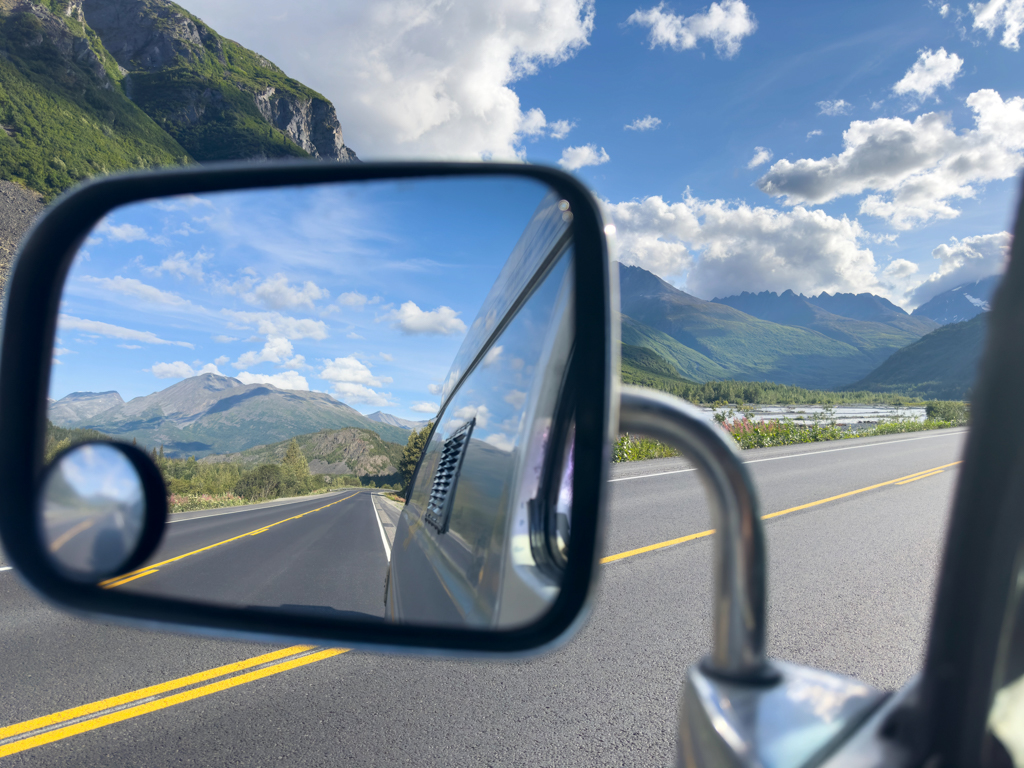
0 161 617 654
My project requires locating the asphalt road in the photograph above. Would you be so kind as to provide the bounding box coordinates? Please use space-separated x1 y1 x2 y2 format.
0 428 968 765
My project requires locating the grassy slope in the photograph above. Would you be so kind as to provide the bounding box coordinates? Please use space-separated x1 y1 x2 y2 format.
621 314 732 381
0 9 191 200
849 313 988 400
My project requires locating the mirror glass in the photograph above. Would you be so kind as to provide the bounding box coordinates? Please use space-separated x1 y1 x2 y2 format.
47 175 576 629
40 442 146 581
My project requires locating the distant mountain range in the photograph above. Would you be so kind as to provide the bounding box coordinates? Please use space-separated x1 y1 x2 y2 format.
910 275 1002 325
364 411 431 431
847 314 988 400
618 264 938 390
48 373 408 457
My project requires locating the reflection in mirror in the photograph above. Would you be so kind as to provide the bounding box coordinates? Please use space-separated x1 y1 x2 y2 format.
48 176 576 630
40 443 146 581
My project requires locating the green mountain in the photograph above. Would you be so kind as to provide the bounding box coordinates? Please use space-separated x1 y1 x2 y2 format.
618 264 886 389
202 427 405 486
0 0 356 201
847 314 988 400
48 373 409 457
712 289 937 365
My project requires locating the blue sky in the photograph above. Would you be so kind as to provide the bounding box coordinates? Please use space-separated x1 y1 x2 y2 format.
52 178 553 413
54 0 1024 415
175 0 1022 307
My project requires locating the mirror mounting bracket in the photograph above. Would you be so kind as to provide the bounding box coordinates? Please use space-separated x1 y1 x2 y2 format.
618 387 888 767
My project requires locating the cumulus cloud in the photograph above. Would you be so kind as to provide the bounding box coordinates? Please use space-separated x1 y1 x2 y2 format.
233 336 296 370
182 0 594 160
58 315 194 348
242 273 328 311
807 129 823 138
971 0 1024 50
604 194 880 299
410 401 437 414
452 404 490 428
149 361 222 379
504 389 527 408
909 231 1011 305
625 115 662 131
483 433 515 452
337 291 368 308
940 3 951 17
319 355 394 406
94 220 150 243
746 146 773 169
428 383 443 395
79 276 192 307
222 310 328 340
892 48 963 101
559 144 610 171
627 0 756 58
817 99 851 116
144 250 211 281
756 89 1024 229
482 345 503 367
550 119 575 139
235 370 310 390
384 301 467 335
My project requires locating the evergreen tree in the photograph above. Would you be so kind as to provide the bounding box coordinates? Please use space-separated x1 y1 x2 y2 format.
399 422 433 494
280 438 311 494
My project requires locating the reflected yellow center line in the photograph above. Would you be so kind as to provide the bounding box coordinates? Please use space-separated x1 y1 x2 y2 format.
48 518 95 553
100 492 359 588
601 461 961 564
0 645 348 758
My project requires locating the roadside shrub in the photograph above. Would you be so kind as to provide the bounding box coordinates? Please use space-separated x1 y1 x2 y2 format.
925 400 969 425
613 434 678 462
234 463 282 501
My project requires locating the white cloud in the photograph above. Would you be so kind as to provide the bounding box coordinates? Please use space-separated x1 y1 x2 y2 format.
807 129 823 138
221 310 329 340
627 0 756 58
213 335 238 343
235 370 309 390
337 291 368 308
118 344 142 350
144 250 211 281
214 355 230 366
452 404 490 428
521 107 548 136
817 99 851 116
79 276 192 307
243 273 328 311
379 352 394 362
746 146 773 169
971 0 1024 50
318 355 393 405
483 433 516 452
482 345 503 367
756 89 1024 229
428 383 443 395
559 144 610 171
384 301 467 335
58 315 194 348
233 336 295 369
346 332 365 339
504 389 527 408
625 115 662 131
149 361 198 379
329 383 394 406
909 231 1011 305
605 194 880 299
940 3 951 17
550 119 575 139
892 48 963 101
410 401 437 414
182 0 594 160
94 220 149 243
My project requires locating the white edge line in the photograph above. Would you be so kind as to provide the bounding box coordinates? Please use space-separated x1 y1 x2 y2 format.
370 494 391 561
609 429 969 483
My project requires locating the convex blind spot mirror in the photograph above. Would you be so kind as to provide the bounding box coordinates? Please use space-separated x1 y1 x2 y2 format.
0 162 615 654
39 441 167 583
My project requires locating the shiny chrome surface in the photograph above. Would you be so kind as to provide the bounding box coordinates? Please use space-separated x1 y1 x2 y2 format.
39 443 147 581
679 661 887 768
619 386 767 679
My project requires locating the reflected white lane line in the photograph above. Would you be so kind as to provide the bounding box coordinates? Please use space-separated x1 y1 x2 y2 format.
370 494 391 561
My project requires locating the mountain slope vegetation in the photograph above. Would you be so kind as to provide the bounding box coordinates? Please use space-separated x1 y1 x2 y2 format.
847 314 988 400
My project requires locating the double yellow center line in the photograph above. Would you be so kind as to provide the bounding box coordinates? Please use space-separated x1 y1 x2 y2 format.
101 492 359 589
0 466 959 757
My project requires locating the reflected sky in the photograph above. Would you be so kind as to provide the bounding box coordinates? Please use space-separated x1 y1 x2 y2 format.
51 176 553 421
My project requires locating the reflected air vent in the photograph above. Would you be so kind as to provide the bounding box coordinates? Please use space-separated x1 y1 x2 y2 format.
425 419 475 533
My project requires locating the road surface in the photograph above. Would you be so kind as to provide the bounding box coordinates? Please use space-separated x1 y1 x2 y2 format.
0 428 967 765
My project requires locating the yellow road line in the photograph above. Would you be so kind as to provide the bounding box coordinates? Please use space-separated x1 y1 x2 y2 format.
0 647 348 758
895 470 944 485
102 569 159 589
48 519 95 553
601 461 962 564
100 492 359 588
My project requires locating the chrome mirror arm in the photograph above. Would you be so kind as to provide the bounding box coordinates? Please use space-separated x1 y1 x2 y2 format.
618 387 893 768
619 386 769 680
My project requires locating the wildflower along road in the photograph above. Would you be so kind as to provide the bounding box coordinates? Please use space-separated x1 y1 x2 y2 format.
0 429 968 765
